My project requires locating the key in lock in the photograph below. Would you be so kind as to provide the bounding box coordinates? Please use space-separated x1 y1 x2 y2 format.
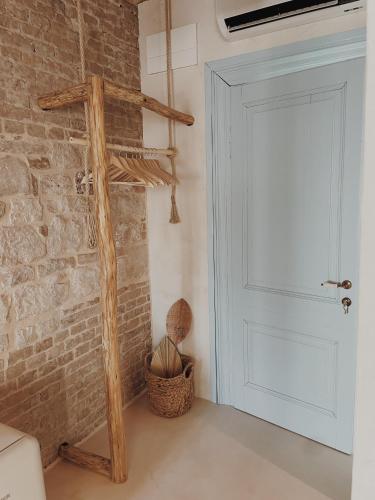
342 297 352 315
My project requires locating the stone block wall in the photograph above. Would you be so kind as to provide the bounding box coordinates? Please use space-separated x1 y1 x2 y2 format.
0 0 152 465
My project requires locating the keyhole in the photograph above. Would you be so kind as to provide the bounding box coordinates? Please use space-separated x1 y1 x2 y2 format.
342 297 352 314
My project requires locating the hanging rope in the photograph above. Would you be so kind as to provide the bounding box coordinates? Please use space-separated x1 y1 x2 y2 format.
77 0 98 248
165 0 180 224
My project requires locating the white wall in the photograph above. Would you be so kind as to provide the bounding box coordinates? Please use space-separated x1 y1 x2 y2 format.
139 0 365 399
351 2 375 499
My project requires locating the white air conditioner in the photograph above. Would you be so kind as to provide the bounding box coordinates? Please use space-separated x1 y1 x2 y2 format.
0 423 46 500
216 0 366 40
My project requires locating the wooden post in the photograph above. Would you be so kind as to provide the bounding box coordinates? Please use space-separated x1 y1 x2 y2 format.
87 75 127 483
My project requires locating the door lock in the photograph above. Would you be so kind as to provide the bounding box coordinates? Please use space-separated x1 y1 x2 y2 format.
342 297 352 315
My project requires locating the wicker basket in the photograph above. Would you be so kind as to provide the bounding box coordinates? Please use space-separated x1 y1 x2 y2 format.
145 353 194 418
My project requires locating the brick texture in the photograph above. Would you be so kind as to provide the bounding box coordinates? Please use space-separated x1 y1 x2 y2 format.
0 0 152 466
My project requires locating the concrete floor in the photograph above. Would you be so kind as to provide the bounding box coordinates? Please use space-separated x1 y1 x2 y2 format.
45 396 352 500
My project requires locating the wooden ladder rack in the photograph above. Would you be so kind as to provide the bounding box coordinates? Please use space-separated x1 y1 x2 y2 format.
38 75 194 483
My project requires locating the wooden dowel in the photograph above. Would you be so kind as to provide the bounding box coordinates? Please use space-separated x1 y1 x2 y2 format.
38 83 88 109
69 137 177 157
58 444 111 478
104 80 194 126
87 75 127 484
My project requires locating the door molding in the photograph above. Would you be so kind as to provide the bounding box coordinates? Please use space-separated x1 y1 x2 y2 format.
205 28 366 404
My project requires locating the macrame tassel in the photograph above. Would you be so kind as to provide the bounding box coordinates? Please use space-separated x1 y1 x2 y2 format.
169 192 180 224
168 156 180 224
87 211 97 249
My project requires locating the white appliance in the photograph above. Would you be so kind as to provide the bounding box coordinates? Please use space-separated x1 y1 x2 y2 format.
0 423 46 500
216 0 366 40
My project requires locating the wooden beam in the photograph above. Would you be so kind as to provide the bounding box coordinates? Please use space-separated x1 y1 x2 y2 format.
104 80 194 126
37 83 88 110
37 79 195 127
87 75 128 483
59 444 111 478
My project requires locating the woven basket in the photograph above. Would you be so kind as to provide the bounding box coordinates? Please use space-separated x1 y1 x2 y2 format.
145 353 194 418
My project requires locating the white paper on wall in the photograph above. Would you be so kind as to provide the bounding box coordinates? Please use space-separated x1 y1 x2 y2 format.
146 23 198 75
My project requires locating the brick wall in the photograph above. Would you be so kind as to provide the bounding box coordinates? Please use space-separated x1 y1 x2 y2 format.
0 0 152 465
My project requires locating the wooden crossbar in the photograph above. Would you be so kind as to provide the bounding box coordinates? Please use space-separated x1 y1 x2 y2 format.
104 80 194 126
69 136 177 157
38 83 88 109
37 78 194 126
59 444 111 478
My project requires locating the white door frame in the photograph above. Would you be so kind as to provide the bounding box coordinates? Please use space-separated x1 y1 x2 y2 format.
205 28 366 405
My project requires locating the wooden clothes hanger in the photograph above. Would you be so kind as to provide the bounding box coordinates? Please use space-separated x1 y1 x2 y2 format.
109 154 177 187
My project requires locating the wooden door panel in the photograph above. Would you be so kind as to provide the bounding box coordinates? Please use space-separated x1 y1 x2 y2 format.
243 321 337 415
229 59 364 452
242 86 345 302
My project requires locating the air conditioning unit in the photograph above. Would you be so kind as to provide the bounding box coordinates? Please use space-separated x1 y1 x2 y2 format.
216 0 366 40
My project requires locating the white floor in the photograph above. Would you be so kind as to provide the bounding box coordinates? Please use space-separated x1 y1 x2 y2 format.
45 396 352 500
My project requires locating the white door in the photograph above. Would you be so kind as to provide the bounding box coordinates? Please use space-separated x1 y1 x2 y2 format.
229 58 364 453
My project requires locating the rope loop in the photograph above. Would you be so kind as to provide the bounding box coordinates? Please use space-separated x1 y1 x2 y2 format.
165 0 180 224
76 0 98 248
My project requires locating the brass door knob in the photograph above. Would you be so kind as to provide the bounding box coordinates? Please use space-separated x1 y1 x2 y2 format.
321 280 352 290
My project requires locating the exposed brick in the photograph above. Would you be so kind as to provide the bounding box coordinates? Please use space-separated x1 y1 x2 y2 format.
38 360 58 377
90 336 102 349
64 335 81 351
26 352 47 371
0 0 150 469
70 320 87 335
28 156 51 170
18 369 38 388
87 316 99 328
47 127 65 140
8 345 34 366
77 253 98 265
7 360 26 380
75 341 90 357
4 120 25 134
55 329 69 343
57 351 74 367
35 338 53 353
27 123 46 139
81 329 95 343
47 343 65 361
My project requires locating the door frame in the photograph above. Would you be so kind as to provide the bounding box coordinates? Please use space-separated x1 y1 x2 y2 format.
205 28 366 405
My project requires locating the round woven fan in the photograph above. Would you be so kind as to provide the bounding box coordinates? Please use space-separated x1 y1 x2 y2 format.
166 299 192 344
